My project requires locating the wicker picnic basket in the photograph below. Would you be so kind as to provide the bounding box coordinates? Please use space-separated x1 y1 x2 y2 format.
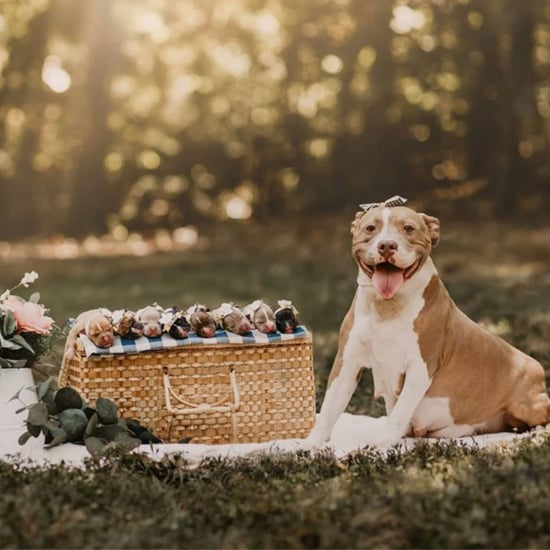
58 333 315 444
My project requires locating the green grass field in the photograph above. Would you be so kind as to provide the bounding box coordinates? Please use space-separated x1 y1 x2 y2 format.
1 217 550 547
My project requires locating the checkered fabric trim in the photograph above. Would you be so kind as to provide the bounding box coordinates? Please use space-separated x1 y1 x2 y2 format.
78 325 309 357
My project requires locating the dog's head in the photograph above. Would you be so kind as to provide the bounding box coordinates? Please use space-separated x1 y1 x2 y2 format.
351 204 440 300
85 313 115 348
245 301 276 334
136 305 163 338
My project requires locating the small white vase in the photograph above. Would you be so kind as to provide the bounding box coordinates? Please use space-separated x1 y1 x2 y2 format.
0 367 38 456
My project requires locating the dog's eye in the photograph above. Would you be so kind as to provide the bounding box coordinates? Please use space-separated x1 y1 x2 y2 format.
403 224 415 234
365 224 376 233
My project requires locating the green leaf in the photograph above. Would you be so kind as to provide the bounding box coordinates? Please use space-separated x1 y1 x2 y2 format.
85 412 99 438
18 431 32 446
27 402 49 425
85 436 107 457
44 430 67 449
36 377 54 400
10 334 35 354
0 334 22 350
8 387 23 402
2 310 16 337
0 357 11 368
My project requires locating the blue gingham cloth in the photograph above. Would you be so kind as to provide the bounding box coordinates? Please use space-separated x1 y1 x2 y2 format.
78 326 309 358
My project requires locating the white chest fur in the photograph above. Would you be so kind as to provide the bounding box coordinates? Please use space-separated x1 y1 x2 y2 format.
351 259 435 410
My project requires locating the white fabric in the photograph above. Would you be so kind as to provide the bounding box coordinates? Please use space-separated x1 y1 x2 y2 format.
2 369 548 467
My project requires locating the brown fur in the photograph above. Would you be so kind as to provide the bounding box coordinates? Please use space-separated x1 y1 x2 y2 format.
64 309 114 359
417 276 550 432
327 205 549 436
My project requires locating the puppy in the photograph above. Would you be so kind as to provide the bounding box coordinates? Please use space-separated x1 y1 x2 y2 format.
136 305 163 338
213 303 253 335
64 309 114 359
243 300 276 334
186 304 217 338
161 306 192 340
274 300 300 333
112 309 144 340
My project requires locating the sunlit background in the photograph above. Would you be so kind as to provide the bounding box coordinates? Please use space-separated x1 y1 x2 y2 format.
1 0 550 258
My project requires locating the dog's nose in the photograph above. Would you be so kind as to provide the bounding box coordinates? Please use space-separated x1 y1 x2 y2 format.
378 239 398 259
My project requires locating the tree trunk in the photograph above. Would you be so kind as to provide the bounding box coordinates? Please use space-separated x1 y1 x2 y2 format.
66 0 114 237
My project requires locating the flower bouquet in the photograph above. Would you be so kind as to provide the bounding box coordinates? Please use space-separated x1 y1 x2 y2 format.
0 271 56 368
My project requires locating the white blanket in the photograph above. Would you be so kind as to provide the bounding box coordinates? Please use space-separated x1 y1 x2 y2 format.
1 372 547 468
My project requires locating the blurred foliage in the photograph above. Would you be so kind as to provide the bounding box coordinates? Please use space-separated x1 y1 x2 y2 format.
1 0 550 240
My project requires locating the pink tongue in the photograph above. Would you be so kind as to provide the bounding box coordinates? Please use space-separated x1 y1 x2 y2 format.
372 268 404 299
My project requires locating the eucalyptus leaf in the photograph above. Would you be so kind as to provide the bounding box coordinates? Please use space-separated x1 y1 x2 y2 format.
36 377 54 400
43 419 60 432
85 436 108 456
85 412 99 438
18 431 33 446
0 336 22 351
44 430 67 449
26 422 41 437
27 402 49 425
8 387 24 402
10 334 35 354
2 310 16 337
96 397 118 425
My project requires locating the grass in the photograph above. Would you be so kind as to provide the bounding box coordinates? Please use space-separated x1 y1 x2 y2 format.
1 215 550 547
1 438 550 548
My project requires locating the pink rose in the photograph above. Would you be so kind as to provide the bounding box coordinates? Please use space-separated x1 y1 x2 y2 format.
3 295 54 335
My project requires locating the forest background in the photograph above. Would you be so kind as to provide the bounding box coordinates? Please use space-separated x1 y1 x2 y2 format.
1 0 550 247
2 3 550 547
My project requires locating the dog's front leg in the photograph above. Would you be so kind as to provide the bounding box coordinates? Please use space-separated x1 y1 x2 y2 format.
381 360 431 442
305 324 365 447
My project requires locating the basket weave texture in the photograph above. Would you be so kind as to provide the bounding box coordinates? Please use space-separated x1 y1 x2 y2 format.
58 334 315 444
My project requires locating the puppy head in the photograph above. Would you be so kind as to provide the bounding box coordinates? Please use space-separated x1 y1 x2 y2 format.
136 306 163 338
187 305 216 338
114 310 144 339
249 302 276 334
85 313 114 348
274 300 299 334
351 204 440 300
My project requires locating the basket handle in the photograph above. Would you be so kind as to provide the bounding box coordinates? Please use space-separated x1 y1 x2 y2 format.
162 366 241 442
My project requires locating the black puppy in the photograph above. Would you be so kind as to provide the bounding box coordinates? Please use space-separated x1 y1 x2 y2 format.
162 306 192 339
274 300 300 334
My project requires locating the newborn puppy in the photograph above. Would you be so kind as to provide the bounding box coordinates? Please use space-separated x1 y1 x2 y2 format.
112 309 144 340
274 300 300 334
64 309 114 359
243 300 276 334
186 304 217 338
161 306 191 339
136 305 164 338
213 303 253 335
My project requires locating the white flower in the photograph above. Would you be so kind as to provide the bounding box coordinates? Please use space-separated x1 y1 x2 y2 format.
20 271 39 288
0 289 10 303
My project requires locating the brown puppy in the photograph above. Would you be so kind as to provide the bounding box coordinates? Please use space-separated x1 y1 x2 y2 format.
64 309 114 359
306 199 550 447
243 300 276 334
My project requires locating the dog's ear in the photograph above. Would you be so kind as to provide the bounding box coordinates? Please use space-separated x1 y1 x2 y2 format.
420 214 440 247
351 211 365 234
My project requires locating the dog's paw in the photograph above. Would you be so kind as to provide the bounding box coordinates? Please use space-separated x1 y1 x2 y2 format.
298 432 331 452
367 424 404 448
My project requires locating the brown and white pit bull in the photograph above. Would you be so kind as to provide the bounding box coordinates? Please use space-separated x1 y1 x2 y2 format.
306 199 550 447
